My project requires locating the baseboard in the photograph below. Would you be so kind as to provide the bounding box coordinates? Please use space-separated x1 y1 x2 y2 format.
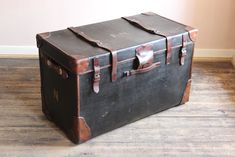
194 49 235 58
194 49 235 67
0 46 234 67
0 45 38 58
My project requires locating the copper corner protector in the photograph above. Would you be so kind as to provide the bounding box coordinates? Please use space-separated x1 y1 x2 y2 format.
181 79 192 105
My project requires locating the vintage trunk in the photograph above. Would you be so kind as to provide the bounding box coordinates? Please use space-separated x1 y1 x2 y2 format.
36 12 198 144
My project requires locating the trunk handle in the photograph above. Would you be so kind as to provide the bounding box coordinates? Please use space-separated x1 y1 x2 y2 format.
124 44 161 77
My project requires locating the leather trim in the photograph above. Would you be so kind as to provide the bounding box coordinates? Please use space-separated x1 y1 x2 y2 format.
73 75 80 143
74 58 90 74
111 51 118 82
40 38 89 75
185 26 199 42
181 79 192 104
75 75 91 143
73 116 91 143
166 37 173 64
189 44 195 79
36 32 51 48
68 27 118 82
38 32 51 39
78 117 91 142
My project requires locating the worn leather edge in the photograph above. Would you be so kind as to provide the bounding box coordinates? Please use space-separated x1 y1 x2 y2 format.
180 79 192 104
72 75 91 144
36 32 51 48
78 117 91 142
37 35 90 76
180 42 195 105
185 26 199 43
73 58 90 74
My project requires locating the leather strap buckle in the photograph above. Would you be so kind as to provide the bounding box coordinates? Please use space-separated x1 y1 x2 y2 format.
68 27 118 82
180 34 188 65
93 57 100 93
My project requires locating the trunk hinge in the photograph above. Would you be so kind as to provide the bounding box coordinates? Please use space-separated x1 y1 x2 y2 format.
93 57 101 93
180 33 188 66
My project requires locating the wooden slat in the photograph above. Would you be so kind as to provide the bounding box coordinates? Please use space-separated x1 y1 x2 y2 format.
0 58 235 156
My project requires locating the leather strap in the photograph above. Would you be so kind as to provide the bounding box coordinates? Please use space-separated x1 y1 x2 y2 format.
68 27 117 82
122 17 161 35
122 16 173 64
166 36 173 65
93 57 100 93
111 51 118 81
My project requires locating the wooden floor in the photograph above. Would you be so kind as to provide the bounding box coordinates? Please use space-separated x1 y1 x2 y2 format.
0 59 235 157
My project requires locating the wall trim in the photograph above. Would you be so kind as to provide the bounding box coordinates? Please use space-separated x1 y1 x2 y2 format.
0 45 38 58
0 46 234 67
194 49 235 58
194 49 235 67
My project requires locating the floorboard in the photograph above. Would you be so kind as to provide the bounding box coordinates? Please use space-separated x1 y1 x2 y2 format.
0 59 234 157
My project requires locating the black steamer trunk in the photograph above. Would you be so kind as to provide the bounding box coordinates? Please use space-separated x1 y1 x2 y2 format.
36 12 198 144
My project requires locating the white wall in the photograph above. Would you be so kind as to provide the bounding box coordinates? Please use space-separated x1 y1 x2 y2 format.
0 0 235 54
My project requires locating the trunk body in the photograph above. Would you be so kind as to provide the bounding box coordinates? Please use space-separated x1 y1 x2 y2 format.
36 12 198 144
